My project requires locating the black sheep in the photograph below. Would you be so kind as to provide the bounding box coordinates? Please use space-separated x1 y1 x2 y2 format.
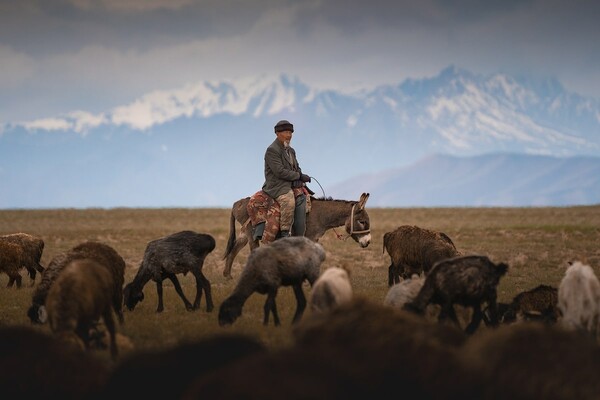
405 254 508 334
123 231 216 313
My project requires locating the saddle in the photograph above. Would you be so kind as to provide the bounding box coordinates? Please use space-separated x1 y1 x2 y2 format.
247 191 281 244
247 188 312 244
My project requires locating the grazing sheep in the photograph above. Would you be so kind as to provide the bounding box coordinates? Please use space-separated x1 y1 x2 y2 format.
383 225 460 286
27 241 126 325
0 325 109 399
484 284 559 325
46 258 121 359
383 274 425 309
123 231 216 313
0 241 24 288
461 322 600 400
0 232 45 285
309 266 353 314
405 255 509 334
557 261 600 340
189 298 473 399
218 236 326 326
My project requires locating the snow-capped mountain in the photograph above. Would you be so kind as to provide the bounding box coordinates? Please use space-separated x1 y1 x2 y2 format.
1 66 599 208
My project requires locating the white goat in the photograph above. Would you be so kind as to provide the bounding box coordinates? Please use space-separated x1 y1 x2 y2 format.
309 267 353 314
558 261 600 340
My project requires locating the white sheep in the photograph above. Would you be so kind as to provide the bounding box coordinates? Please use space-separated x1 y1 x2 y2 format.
558 261 600 340
309 266 353 314
218 236 326 326
46 258 121 359
383 274 425 309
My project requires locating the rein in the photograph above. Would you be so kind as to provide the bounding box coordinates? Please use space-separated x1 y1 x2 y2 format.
311 176 370 241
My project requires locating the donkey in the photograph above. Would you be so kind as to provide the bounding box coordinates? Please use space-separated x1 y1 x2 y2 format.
222 192 371 279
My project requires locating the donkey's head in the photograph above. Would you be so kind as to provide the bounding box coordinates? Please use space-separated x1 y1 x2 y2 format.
345 192 371 248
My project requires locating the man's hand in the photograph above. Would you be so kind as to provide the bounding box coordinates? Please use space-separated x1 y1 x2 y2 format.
300 173 311 183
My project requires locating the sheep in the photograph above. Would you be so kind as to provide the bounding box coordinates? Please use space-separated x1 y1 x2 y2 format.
404 254 509 334
123 230 216 313
483 284 559 325
383 225 460 286
0 232 45 285
27 241 126 325
189 298 473 399
460 322 600 400
218 236 326 326
0 325 109 399
45 258 121 360
99 334 266 399
308 266 353 314
0 241 24 288
383 274 425 309
557 260 600 340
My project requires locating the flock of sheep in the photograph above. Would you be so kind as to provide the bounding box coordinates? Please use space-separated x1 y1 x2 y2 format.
1 223 600 399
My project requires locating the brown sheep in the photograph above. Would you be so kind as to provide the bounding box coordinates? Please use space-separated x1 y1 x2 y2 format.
46 258 121 359
186 297 475 399
383 225 460 286
99 334 266 399
405 254 508 334
27 241 126 325
0 325 109 398
484 284 559 325
461 322 600 400
0 232 45 285
0 241 24 288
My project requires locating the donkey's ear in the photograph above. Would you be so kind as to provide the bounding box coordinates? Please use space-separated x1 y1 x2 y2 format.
358 192 370 210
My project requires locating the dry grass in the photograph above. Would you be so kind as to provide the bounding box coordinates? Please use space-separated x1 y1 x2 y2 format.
1 205 599 361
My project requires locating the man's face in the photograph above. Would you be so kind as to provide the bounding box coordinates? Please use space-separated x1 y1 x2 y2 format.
276 130 293 147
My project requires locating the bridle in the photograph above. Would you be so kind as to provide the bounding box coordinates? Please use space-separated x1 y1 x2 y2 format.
311 176 370 241
333 202 371 241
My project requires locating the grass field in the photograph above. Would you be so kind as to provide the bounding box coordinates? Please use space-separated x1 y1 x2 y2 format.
1 205 599 360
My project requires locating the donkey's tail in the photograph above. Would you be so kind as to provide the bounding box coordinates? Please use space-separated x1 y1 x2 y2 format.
223 210 237 260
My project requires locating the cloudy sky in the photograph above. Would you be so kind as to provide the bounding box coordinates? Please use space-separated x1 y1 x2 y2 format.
1 0 599 127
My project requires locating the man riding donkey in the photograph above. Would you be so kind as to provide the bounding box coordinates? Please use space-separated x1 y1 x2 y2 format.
249 119 314 244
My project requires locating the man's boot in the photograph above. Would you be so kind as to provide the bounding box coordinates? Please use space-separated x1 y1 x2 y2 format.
277 230 291 239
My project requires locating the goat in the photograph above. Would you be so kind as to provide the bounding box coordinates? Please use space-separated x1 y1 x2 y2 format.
45 258 121 359
405 254 508 334
557 261 600 340
309 266 353 314
0 232 45 285
218 236 326 326
123 230 216 313
27 241 126 325
0 241 24 288
383 225 460 286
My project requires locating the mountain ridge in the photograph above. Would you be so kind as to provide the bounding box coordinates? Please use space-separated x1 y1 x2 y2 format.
1 66 599 208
